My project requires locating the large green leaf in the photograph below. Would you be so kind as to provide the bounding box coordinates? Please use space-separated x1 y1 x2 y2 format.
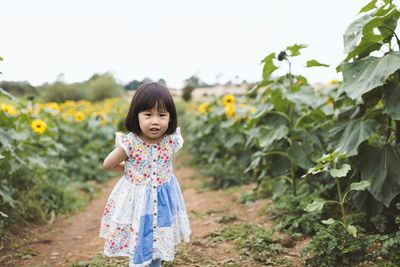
343 12 374 55
257 125 289 148
382 81 400 120
341 52 400 99
288 143 314 169
336 118 379 156
354 144 400 207
343 5 400 63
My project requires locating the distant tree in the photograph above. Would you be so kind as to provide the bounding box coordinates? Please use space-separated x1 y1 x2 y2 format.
184 75 210 88
0 81 38 97
157 78 166 85
86 73 124 101
124 77 154 91
181 83 195 102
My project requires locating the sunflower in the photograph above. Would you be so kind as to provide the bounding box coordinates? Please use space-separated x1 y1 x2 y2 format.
225 104 236 118
327 79 338 85
44 102 60 113
31 119 47 134
239 103 246 108
223 94 235 106
1 103 16 115
297 80 303 85
199 102 210 114
74 112 85 122
66 108 75 115
100 116 107 126
250 107 256 113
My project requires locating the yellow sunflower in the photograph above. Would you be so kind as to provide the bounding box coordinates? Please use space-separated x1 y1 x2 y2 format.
297 80 303 85
223 94 235 106
100 116 107 126
249 106 256 113
199 102 210 114
44 102 60 113
74 112 85 122
225 104 236 118
327 79 338 85
1 103 16 115
31 119 47 134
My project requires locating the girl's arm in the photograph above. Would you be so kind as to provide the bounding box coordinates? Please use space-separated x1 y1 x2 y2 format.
103 146 128 171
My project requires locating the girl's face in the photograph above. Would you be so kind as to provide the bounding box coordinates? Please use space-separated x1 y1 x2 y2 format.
138 106 170 144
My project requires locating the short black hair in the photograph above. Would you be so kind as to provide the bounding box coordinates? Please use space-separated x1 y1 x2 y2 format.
125 82 178 135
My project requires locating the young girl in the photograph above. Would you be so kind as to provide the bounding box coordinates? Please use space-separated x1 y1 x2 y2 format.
99 82 191 267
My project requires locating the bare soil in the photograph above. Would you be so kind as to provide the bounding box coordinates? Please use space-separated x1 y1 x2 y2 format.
0 151 309 267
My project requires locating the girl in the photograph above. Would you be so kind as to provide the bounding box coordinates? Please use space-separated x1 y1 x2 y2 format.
99 82 191 267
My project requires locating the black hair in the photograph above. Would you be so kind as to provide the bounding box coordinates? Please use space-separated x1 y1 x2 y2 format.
125 82 178 135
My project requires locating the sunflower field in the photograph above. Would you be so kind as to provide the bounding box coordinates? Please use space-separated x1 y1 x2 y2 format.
0 93 129 243
183 1 400 265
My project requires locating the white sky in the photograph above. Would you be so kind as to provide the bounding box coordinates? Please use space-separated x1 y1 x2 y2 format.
1 0 374 89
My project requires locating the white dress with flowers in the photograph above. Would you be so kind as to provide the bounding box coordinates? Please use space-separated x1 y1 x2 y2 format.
99 127 191 267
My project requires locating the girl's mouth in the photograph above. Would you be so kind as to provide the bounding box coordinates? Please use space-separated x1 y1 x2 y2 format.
150 128 160 134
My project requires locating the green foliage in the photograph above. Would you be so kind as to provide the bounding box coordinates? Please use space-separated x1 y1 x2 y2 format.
304 151 371 236
268 190 326 235
301 223 371 267
181 83 195 102
0 96 124 245
86 73 124 102
0 81 38 98
207 222 292 266
41 81 88 103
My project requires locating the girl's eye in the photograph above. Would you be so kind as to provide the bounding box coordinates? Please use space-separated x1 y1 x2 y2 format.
160 114 167 117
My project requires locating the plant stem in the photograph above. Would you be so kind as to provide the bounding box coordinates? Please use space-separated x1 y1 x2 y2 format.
291 162 296 195
386 116 392 143
396 120 400 145
336 177 347 228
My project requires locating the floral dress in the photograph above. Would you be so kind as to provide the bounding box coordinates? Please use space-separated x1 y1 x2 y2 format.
99 127 191 267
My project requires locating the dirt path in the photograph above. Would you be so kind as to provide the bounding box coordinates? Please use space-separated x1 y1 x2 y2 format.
0 151 307 266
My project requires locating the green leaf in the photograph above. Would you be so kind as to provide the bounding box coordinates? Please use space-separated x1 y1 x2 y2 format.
321 218 337 225
335 119 379 157
382 81 400 120
349 180 371 191
304 198 326 212
347 225 357 237
359 0 377 13
354 144 400 207
306 60 329 68
257 125 289 148
343 12 375 55
317 151 338 163
288 143 314 169
330 164 351 178
261 53 278 80
286 44 307 57
305 163 327 176
0 57 3 61
341 52 400 99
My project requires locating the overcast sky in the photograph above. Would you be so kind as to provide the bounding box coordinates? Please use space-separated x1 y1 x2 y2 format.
1 0 375 89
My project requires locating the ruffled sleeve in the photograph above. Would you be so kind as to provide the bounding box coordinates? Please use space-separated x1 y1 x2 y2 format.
170 127 184 153
115 132 131 157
